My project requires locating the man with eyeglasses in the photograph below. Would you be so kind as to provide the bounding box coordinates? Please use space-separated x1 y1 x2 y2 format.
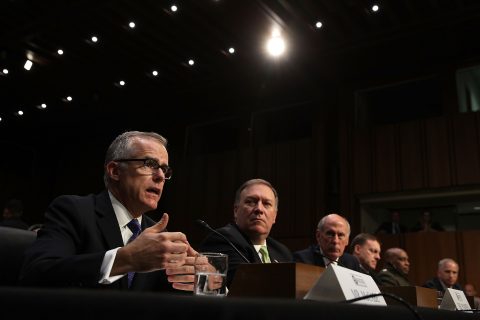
20 131 198 292
294 213 361 271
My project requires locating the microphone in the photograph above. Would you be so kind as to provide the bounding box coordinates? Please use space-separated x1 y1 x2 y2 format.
195 219 250 263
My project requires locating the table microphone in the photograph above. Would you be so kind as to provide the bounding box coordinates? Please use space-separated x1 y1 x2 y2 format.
195 219 250 263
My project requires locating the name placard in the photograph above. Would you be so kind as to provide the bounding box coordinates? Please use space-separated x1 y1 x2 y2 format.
440 288 472 312
304 264 386 306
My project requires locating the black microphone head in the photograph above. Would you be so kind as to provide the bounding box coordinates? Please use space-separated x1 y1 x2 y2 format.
195 219 208 228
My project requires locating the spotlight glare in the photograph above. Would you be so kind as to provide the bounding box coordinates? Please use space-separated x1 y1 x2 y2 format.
315 21 323 29
57 49 64 55
2 68 9 74
171 5 178 12
119 80 125 86
129 21 136 28
372 4 379 12
188 59 194 66
67 96 72 101
91 36 98 43
17 110 24 116
152 70 158 76
24 60 33 70
266 35 286 57
228 47 235 54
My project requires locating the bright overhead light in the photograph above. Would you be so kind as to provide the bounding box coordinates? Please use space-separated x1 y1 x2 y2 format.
0 117 2 122
91 36 98 43
315 21 323 29
37 103 47 110
171 5 178 12
372 4 379 12
188 59 195 66
17 110 24 116
66 96 72 101
24 60 33 70
119 80 126 86
152 70 158 76
266 33 286 57
128 21 136 29
57 49 64 55
228 47 235 54
2 68 9 75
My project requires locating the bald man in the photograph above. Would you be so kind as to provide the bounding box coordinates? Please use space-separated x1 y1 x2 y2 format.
293 213 361 271
424 258 462 293
377 247 412 286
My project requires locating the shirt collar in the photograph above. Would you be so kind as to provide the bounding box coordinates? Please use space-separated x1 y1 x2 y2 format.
108 191 142 228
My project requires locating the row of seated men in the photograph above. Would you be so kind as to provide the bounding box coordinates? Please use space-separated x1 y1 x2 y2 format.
9 130 479 309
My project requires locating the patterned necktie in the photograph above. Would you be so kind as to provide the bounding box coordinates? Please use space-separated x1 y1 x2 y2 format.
126 219 141 288
259 245 271 263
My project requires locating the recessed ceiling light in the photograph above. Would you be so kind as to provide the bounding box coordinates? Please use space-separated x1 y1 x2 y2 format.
372 4 379 12
16 110 24 116
119 80 126 86
128 21 136 29
228 47 235 54
171 5 178 12
57 49 64 55
266 33 286 57
36 103 47 110
1 68 8 75
152 70 158 76
91 36 98 43
315 21 323 29
24 60 33 70
188 59 195 66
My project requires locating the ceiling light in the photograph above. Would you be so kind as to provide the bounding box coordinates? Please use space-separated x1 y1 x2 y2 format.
266 32 286 57
372 4 379 12
228 47 235 54
66 96 72 101
119 80 126 86
36 103 47 110
0 117 2 122
152 70 158 76
315 21 323 29
171 5 178 12
91 36 98 43
24 60 33 70
57 49 64 55
62 96 73 102
128 21 136 29
188 59 195 66
16 110 24 116
1 68 8 75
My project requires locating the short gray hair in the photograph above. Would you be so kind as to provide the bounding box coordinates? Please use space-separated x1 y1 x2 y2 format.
438 258 458 270
103 131 167 187
317 213 351 236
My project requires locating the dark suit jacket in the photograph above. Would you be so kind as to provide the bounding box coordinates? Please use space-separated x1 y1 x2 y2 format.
375 222 407 234
377 264 411 286
423 277 463 293
293 244 362 272
198 223 294 287
19 190 175 292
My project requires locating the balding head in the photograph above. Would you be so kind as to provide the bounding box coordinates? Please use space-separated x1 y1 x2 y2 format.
315 213 351 261
384 247 410 275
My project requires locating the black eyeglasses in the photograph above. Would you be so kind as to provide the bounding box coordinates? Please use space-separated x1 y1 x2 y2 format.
115 158 172 179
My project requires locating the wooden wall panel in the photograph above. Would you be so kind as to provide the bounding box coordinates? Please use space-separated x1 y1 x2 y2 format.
461 230 480 287
404 232 458 286
424 117 452 187
256 144 276 182
399 121 425 190
293 139 314 238
373 125 397 192
452 114 480 184
274 141 294 238
352 129 372 194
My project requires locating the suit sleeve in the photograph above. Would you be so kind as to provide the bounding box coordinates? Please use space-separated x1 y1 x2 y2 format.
19 196 106 287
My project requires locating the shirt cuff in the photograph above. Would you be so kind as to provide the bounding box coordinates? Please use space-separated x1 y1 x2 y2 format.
99 247 125 284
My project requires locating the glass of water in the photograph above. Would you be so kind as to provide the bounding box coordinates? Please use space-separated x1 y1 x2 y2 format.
194 252 228 297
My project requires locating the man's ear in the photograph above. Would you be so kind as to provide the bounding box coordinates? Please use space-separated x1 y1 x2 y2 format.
106 161 121 182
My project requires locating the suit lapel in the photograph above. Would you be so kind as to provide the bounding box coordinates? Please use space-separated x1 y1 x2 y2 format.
95 190 124 249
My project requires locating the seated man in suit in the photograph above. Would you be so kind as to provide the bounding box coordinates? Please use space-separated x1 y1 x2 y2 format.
198 178 294 287
423 258 462 294
20 131 197 291
375 210 406 235
293 213 361 271
350 233 381 284
377 247 412 286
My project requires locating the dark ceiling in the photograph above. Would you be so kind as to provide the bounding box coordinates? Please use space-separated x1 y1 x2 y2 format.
2 0 480 142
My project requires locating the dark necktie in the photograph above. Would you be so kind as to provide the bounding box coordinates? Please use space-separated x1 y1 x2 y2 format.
126 219 141 288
